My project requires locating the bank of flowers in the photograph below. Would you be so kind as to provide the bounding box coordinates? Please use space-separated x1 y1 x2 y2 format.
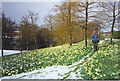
2 40 93 76
80 40 119 80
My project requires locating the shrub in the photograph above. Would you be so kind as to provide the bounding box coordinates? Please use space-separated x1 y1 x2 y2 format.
113 31 120 39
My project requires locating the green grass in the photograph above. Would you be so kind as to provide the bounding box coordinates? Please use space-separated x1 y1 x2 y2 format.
2 40 93 76
80 40 119 80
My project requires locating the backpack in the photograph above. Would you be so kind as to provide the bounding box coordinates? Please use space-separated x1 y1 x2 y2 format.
93 34 97 41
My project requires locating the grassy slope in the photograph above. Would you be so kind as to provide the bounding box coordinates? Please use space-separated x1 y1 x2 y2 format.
2 40 93 76
80 40 119 80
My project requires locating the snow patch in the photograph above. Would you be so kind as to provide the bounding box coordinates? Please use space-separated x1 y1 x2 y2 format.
0 50 27 56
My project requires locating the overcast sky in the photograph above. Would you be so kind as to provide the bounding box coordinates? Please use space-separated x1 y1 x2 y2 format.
2 1 119 32
2 2 58 26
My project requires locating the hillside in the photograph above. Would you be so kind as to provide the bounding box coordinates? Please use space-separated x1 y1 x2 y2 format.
63 40 119 80
2 40 93 76
1 40 119 80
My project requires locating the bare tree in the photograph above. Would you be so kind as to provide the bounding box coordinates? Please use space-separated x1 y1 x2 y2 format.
98 1 119 44
76 1 99 47
44 15 54 46
19 11 39 50
53 2 78 46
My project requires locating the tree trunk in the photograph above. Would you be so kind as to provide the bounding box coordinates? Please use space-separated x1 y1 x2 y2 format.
45 38 47 47
68 2 72 46
27 40 29 51
85 2 88 47
51 36 53 47
1 35 3 56
85 28 87 47
34 37 37 49
1 48 3 56
70 33 72 46
20 37 22 54
27 28 29 51
110 29 113 44
111 2 115 44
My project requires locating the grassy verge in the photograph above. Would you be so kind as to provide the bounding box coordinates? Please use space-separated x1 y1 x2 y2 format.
2 40 93 76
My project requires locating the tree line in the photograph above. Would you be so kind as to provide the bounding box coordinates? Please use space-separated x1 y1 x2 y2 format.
1 1 119 56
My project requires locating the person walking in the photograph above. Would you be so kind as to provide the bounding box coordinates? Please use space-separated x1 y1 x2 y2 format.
91 31 99 52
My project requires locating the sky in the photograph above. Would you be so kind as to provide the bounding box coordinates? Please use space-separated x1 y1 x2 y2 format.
2 2 58 26
2 1 120 32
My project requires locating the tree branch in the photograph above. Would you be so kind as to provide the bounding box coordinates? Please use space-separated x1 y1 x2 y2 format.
115 13 119 17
